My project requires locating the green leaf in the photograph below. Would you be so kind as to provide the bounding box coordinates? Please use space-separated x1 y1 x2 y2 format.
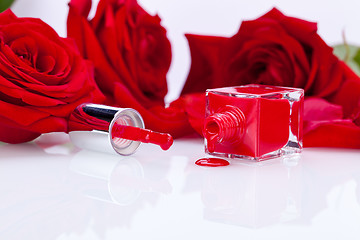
353 48 360 68
333 44 360 76
0 0 14 13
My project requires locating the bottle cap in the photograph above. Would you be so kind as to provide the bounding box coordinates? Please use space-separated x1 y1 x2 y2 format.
69 103 144 155
69 103 173 155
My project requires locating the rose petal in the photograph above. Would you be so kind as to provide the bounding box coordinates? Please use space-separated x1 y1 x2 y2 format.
304 121 360 148
0 99 50 126
36 55 56 73
181 34 228 95
68 0 92 17
328 62 360 118
170 93 206 136
0 122 40 143
304 97 343 122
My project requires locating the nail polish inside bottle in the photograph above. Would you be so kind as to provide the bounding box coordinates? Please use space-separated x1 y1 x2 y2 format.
204 84 304 161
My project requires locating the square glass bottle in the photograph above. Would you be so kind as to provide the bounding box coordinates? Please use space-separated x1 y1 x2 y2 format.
204 84 304 161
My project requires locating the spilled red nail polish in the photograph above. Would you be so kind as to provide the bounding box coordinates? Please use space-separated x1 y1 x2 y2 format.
195 158 229 167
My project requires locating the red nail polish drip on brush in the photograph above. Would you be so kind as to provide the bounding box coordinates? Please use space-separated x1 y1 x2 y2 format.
111 123 173 151
69 103 173 155
202 84 304 161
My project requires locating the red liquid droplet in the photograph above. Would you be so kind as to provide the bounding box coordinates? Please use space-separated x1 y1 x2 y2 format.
195 158 229 167
207 139 216 153
112 123 173 150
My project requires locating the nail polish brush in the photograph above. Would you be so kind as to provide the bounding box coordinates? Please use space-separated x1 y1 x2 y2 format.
69 103 173 155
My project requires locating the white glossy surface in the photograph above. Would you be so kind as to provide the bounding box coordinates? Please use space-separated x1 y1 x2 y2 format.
1 133 360 239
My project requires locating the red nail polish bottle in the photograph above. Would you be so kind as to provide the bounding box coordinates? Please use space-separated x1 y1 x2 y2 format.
203 84 304 161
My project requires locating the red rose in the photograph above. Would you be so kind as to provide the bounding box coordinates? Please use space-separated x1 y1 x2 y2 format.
67 0 193 137
0 10 104 144
67 0 171 108
181 8 360 148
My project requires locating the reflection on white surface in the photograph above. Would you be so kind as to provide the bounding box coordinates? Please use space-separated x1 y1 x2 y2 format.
1 133 360 239
197 154 302 228
70 150 172 206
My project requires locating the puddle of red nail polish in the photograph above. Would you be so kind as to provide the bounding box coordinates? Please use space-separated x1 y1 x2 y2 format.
195 158 229 167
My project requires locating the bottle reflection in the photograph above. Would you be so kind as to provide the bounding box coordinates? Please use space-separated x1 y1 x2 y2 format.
70 150 172 206
199 155 302 228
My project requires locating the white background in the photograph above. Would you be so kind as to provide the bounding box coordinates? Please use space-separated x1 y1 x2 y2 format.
11 0 360 101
